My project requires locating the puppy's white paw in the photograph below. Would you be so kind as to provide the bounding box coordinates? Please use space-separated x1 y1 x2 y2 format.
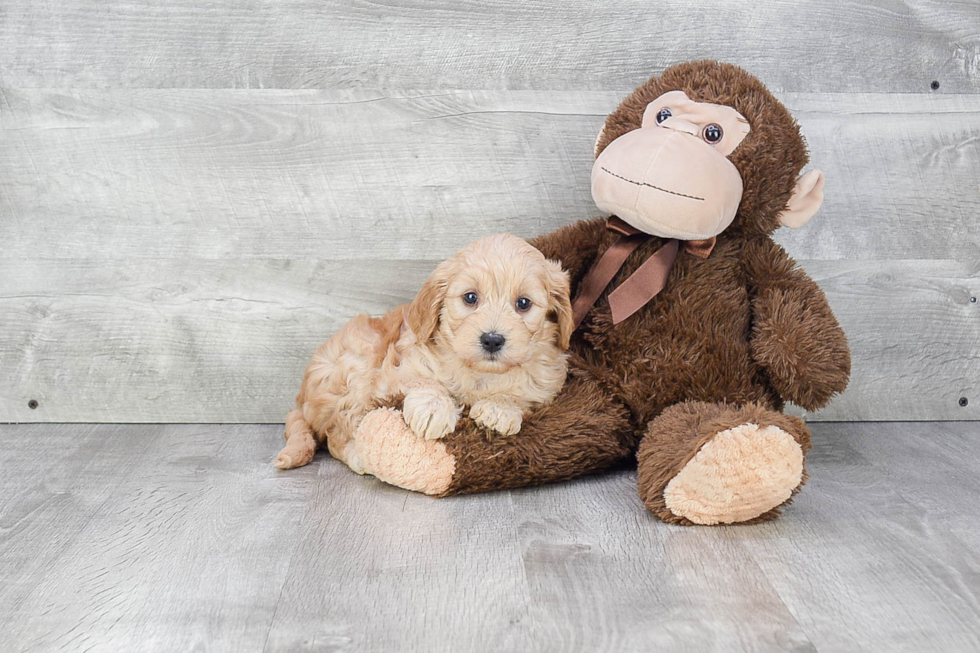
403 390 461 440
469 400 523 437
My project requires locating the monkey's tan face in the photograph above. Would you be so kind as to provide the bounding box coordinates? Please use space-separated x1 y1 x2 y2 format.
592 90 751 240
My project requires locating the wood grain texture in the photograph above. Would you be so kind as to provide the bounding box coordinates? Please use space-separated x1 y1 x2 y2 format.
0 423 317 652
0 258 435 422
1 91 978 422
1 257 976 423
743 421 980 652
264 457 534 652
2 90 978 261
0 0 978 93
2 422 979 652
3 3 979 424
0 423 157 636
788 259 980 422
513 474 817 652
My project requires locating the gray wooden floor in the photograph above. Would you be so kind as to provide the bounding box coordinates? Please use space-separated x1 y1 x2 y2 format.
1 422 979 653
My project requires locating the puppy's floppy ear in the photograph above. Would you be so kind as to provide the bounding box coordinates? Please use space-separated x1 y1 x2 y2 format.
408 258 452 342
544 259 574 350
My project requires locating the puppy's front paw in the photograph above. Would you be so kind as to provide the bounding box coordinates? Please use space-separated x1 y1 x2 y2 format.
403 390 461 440
469 400 523 437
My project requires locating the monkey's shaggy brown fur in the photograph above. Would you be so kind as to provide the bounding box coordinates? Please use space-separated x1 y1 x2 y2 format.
414 61 850 524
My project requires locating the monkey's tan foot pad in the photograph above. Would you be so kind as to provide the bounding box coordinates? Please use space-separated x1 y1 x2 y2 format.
663 423 804 525
354 408 456 496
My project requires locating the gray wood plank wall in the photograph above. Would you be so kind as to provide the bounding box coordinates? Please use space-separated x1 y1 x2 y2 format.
1 1 978 422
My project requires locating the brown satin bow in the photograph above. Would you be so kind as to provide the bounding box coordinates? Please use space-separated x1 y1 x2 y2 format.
570 217 716 328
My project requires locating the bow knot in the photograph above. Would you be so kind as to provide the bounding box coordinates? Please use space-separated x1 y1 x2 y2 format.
570 218 716 328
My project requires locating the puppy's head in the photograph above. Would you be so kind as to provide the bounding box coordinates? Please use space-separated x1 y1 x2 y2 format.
408 234 573 373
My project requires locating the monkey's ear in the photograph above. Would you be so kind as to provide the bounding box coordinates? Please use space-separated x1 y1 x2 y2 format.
545 259 574 350
407 260 451 342
778 170 825 228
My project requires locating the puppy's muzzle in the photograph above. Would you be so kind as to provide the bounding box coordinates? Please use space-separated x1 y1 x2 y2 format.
480 332 506 354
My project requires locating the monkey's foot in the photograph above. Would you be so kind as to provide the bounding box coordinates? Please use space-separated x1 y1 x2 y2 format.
638 401 809 525
664 423 803 525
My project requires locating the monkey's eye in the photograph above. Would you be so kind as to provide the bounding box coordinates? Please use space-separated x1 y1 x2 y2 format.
702 124 723 143
656 108 672 124
515 297 532 312
462 292 478 306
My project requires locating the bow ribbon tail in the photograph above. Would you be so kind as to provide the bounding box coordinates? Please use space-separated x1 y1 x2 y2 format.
607 239 679 324
570 234 645 328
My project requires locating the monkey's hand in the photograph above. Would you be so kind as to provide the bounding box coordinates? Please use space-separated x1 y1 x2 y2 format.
746 240 851 411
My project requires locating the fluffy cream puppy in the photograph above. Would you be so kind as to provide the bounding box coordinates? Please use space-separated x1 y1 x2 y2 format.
275 234 573 471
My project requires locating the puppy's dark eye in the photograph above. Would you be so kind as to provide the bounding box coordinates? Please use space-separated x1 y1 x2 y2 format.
462 292 478 306
515 297 532 312
656 108 672 124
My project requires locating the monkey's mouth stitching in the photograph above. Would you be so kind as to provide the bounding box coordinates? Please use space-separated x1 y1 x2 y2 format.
600 167 705 202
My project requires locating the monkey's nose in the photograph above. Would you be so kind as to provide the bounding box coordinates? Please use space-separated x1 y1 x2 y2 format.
661 118 700 137
480 332 506 354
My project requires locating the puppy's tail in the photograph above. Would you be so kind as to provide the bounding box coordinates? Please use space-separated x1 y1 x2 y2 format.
275 408 318 470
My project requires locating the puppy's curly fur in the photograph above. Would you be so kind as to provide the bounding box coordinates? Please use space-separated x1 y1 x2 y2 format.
275 234 573 471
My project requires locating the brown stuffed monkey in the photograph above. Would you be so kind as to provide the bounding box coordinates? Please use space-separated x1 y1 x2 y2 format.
341 60 851 526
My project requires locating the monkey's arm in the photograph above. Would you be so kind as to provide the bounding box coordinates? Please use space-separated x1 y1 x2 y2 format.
353 354 635 496
529 217 611 291
744 237 851 411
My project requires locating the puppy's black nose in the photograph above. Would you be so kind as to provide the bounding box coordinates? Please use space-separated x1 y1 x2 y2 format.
480 332 506 354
